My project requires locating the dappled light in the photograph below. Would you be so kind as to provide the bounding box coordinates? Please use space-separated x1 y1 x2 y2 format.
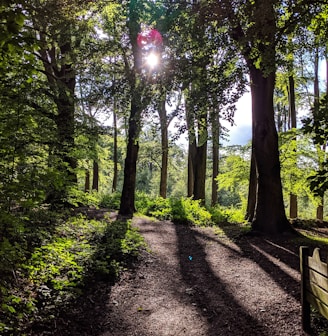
2 0 328 335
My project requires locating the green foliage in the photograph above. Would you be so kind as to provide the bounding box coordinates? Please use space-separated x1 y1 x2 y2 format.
132 193 213 226
169 197 213 226
66 188 101 208
0 211 144 335
99 192 122 210
147 196 172 220
135 191 154 214
279 130 318 203
216 147 250 210
210 205 246 224
133 192 247 227
302 95 328 198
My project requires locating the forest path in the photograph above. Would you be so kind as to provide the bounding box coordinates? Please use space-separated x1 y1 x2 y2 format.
98 218 307 336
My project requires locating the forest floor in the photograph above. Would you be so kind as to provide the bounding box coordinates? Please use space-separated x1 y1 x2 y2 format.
44 215 328 336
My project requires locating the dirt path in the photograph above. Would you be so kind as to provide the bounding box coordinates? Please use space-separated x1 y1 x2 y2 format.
97 218 309 336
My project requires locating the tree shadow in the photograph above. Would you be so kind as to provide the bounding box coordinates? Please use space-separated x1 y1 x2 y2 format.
27 211 137 336
216 221 328 335
174 223 277 336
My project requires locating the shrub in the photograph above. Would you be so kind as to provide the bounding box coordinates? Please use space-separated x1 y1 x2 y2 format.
147 197 172 220
170 197 213 226
0 213 145 335
99 192 121 210
210 205 246 224
135 191 153 215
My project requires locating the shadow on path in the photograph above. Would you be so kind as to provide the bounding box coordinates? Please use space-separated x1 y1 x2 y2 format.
197 226 301 301
174 223 276 336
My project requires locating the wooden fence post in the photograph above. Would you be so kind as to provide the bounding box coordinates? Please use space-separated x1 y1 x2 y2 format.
300 246 311 332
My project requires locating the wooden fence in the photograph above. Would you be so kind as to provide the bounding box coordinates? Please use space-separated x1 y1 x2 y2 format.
300 246 328 332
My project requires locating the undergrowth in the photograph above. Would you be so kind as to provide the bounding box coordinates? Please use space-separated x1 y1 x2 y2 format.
131 192 247 227
0 209 144 335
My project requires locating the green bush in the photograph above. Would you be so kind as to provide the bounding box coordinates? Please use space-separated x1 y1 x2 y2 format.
210 205 246 224
170 197 213 226
135 191 153 214
147 196 172 220
0 212 145 335
66 188 101 208
209 206 230 223
99 192 121 210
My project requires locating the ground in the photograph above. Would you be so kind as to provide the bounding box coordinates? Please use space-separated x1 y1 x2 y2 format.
36 216 328 336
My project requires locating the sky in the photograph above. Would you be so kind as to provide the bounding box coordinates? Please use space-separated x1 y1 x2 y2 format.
222 59 327 146
222 92 252 146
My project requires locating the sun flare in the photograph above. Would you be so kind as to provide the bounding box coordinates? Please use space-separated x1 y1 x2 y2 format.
145 52 159 68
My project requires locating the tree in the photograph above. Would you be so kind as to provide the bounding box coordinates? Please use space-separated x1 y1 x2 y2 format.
25 0 97 204
217 145 251 209
116 1 157 216
170 2 246 204
203 0 325 233
300 5 328 220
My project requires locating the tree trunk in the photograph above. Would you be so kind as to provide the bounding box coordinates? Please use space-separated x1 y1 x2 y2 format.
314 46 324 221
193 110 208 202
193 141 207 202
185 91 196 197
158 98 168 198
249 65 290 234
188 142 197 197
38 27 77 204
112 107 118 192
119 100 140 216
211 109 219 206
119 1 144 217
92 160 99 191
288 72 298 218
85 169 90 192
245 149 257 222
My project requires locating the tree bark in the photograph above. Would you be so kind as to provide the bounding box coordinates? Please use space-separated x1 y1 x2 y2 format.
112 107 118 192
85 169 90 192
119 100 140 216
245 149 257 222
39 32 77 204
211 109 219 206
118 1 144 217
249 65 290 234
92 160 99 191
185 91 196 197
188 142 197 197
288 72 298 218
158 98 168 198
193 110 208 203
314 46 324 221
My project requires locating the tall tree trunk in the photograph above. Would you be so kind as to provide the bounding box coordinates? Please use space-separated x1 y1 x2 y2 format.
314 47 324 221
193 110 208 202
249 65 290 234
85 169 90 192
92 160 99 191
119 100 140 216
185 91 196 197
119 2 144 217
188 142 197 197
158 98 168 198
245 149 257 222
55 71 77 184
211 108 219 206
288 71 298 218
39 35 77 204
112 107 118 192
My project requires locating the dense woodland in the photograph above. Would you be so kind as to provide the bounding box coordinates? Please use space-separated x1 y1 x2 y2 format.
1 0 328 334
